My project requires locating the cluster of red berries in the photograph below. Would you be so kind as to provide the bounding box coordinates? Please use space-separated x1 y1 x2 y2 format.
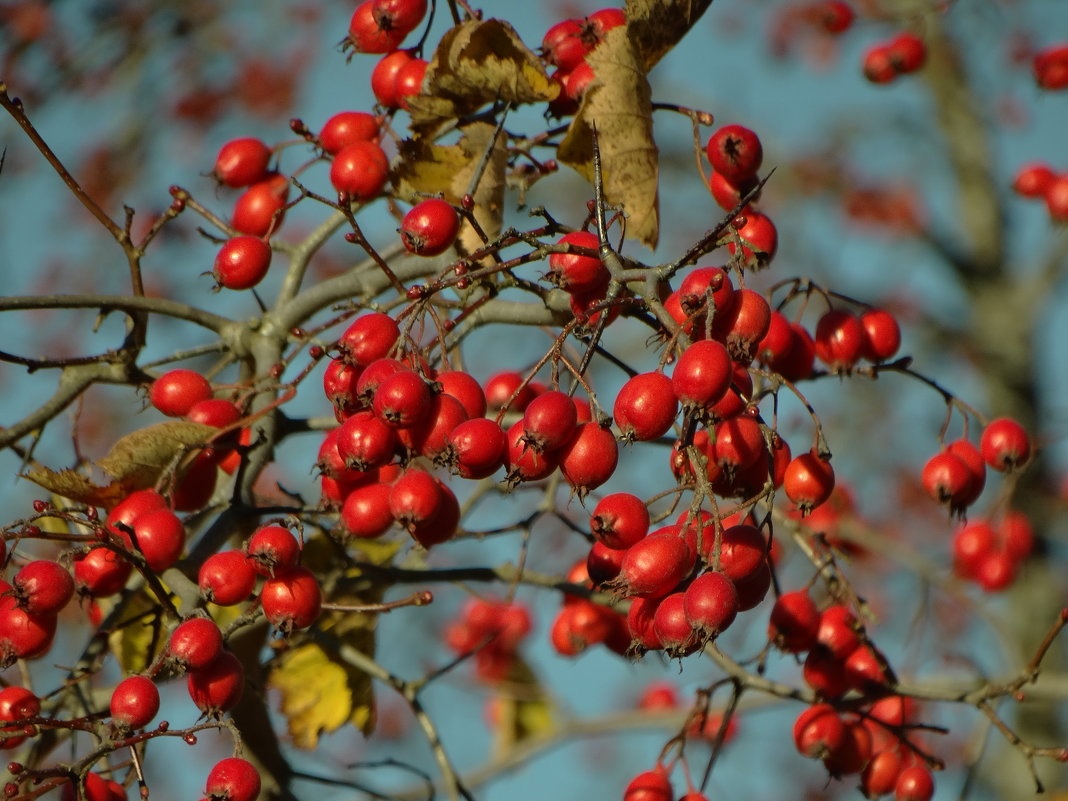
443 597 533 682
793 697 935 800
920 417 1032 518
344 0 429 110
952 511 1034 592
1012 162 1068 222
540 8 628 114
862 33 927 84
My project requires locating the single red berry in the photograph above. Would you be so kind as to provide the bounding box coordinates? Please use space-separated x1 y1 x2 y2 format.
784 451 836 514
559 422 619 497
199 551 257 606
436 370 487 418
861 750 905 798
768 589 820 653
245 525 300 576
1045 174 1068 221
168 617 224 670
149 369 213 418
708 169 760 211
816 1 854 33
400 199 461 256
803 646 850 699
921 450 977 513
1034 44 1068 91
12 560 74 615
213 236 272 291
341 482 395 539
706 124 763 183
1000 510 1035 561
506 420 561 482
213 138 271 188
549 231 607 293
683 570 738 638
110 675 160 730
815 309 865 372
652 592 699 656
485 371 536 412
859 308 902 362
205 758 261 801
863 45 898 84
614 372 678 442
74 547 133 598
371 49 415 108
894 766 935 801
330 140 390 201
590 493 649 550
261 566 322 631
372 370 432 427
672 340 732 411
188 651 244 715
0 687 40 750
522 390 578 452
611 531 694 599
623 769 673 801
793 703 846 759
887 32 926 73
445 417 507 479
715 288 773 363
347 0 407 53
817 604 861 659
395 57 429 110
980 417 1031 471
975 549 1017 592
1013 163 1056 198
319 111 379 155
232 173 289 237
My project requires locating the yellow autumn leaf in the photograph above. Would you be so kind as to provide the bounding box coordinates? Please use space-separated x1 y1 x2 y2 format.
268 643 356 750
108 589 168 674
491 656 555 757
625 0 714 72
406 18 558 132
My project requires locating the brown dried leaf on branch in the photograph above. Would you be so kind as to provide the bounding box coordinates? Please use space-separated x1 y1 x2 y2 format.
24 421 216 506
405 18 558 133
394 122 507 254
558 0 714 248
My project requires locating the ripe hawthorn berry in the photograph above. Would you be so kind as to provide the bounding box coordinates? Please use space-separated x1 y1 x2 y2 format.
793 703 846 759
980 417 1031 471
206 757 261 801
444 417 506 479
863 45 897 84
859 308 902 362
232 173 289 237
706 124 763 183
213 236 272 291
409 479 460 548
887 32 926 74
521 390 578 452
341 482 395 539
187 650 244 715
330 140 390 201
548 231 607 293
1013 163 1056 198
683 570 739 638
435 370 487 418
614 372 678 442
894 765 935 801
0 586 56 664
168 617 224 671
817 604 861 659
921 450 976 513
484 370 536 412
400 198 460 257
74 547 133 598
672 340 732 411
199 550 257 606
245 525 301 576
716 288 773 362
652 592 700 656
768 589 821 652
372 369 432 427
337 410 398 470
815 309 865 372
708 169 759 211
347 0 407 53
13 560 74 615
110 675 160 730
339 312 400 367
395 57 429 110
318 111 379 155
623 769 673 801
506 420 561 482
1045 174 1068 221
213 138 271 188
0 687 40 750
149 369 213 417
590 493 650 550
262 566 322 631
612 531 694 599
371 49 415 108
559 422 619 497
784 451 835 514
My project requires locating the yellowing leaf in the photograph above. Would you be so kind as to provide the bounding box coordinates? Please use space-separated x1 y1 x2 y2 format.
108 589 166 674
395 122 508 253
559 25 660 247
406 19 558 131
96 421 216 490
268 643 356 749
625 0 714 72
491 656 555 756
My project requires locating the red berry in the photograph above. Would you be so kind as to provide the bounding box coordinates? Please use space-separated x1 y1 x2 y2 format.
485 370 535 412
149 369 213 418
652 591 699 656
110 675 160 730
683 570 738 638
330 140 390 201
859 308 902 362
371 49 415 108
337 410 398 470
213 138 271 188
436 370 487 418
815 309 865 372
1034 44 1068 91
768 589 820 652
261 566 322 631
921 450 976 513
213 236 272 291
506 420 560 481
1013 163 1055 198
887 32 926 73
980 417 1031 471
784 452 836 514
245 525 300 576
126 508 185 572
319 111 379 155
347 0 407 53
190 653 245 717
400 198 461 256
0 687 40 750
612 531 694 599
199 551 256 606
817 604 861 659
341 482 395 539
206 757 261 801
74 547 133 598
590 493 649 550
863 45 897 84
672 340 732 411
371 0 427 36
623 768 673 801
232 173 289 237
542 18 589 72
894 766 935 801
706 124 763 183
372 370 432 427
793 703 846 758
549 231 607 293
1045 174 1068 221
395 58 429 110
168 617 224 670
614 372 678 442
445 418 506 479
559 422 619 496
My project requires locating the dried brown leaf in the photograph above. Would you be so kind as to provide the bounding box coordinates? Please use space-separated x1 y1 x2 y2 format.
558 26 660 247
21 468 126 508
96 421 216 490
406 18 558 131
626 0 714 71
